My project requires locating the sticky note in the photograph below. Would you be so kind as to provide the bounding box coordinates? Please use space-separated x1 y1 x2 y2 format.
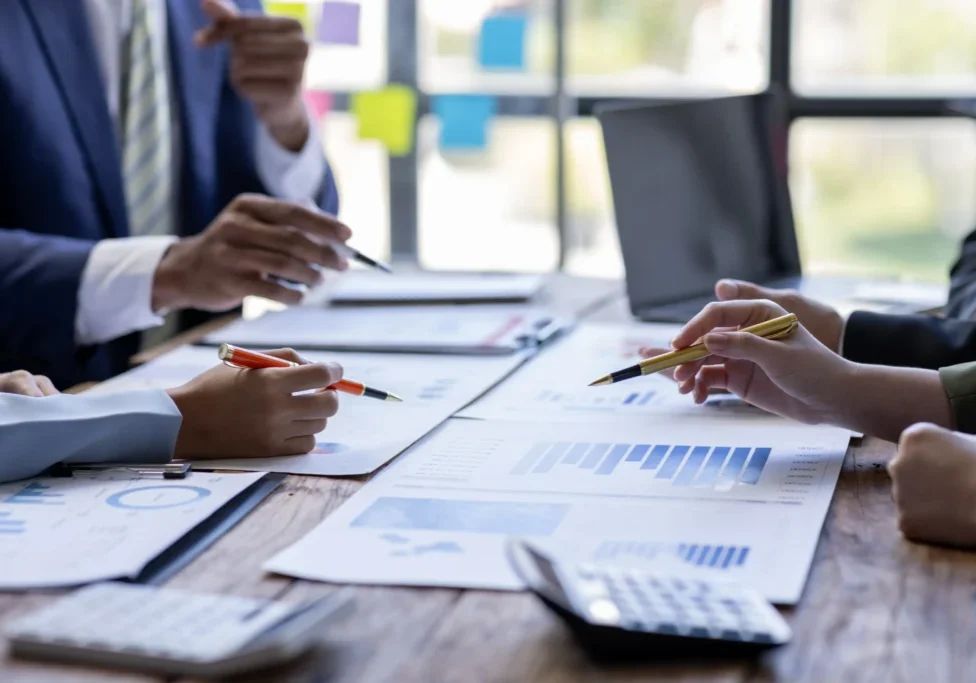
304 90 333 120
351 85 417 156
478 13 527 70
264 1 313 34
433 95 497 151
318 1 361 46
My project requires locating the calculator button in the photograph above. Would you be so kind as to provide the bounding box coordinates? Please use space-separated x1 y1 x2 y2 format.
688 626 711 639
656 623 678 635
720 629 744 641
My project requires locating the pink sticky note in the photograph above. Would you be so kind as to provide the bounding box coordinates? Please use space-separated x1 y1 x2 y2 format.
304 90 333 120
318 1 361 46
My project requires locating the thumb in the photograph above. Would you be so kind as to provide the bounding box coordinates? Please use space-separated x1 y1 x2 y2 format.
715 279 770 302
703 330 792 367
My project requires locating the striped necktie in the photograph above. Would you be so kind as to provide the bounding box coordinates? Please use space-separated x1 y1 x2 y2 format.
121 0 173 237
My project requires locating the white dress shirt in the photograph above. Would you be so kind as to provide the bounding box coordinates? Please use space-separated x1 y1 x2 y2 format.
76 0 326 346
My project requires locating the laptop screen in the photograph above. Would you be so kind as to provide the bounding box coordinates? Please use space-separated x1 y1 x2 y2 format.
597 93 799 312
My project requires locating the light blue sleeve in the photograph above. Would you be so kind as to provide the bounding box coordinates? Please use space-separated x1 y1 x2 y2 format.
0 390 182 484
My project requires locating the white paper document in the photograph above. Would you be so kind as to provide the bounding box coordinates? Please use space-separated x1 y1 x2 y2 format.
326 272 545 304
91 346 524 476
202 305 567 354
460 323 767 423
0 471 263 589
266 418 850 604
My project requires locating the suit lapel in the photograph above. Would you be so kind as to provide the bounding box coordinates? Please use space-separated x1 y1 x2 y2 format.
166 0 224 236
20 0 127 239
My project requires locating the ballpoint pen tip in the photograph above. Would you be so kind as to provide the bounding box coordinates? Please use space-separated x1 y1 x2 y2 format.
588 376 612 387
387 393 404 402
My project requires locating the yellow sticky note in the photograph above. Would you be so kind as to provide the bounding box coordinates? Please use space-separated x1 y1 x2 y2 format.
351 85 417 157
264 1 313 34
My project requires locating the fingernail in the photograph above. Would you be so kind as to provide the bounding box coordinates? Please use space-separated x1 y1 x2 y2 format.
704 333 728 351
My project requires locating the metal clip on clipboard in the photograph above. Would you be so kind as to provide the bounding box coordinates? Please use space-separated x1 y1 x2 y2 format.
49 463 192 479
513 316 574 350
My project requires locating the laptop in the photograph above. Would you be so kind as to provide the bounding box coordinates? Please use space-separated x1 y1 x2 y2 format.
596 92 889 322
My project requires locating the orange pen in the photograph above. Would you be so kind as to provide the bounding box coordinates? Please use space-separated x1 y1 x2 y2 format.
217 343 404 402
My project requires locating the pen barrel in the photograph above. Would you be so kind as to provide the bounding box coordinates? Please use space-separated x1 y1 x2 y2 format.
636 313 798 377
332 379 366 396
218 344 296 369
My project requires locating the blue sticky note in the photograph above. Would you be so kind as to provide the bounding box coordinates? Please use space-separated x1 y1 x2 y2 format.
434 95 497 150
478 13 527 70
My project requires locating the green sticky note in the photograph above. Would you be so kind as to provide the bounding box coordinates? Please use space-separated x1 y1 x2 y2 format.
264 1 313 34
351 85 417 156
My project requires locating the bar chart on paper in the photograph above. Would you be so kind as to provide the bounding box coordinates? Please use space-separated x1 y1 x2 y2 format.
510 441 771 491
593 539 751 571
397 420 843 505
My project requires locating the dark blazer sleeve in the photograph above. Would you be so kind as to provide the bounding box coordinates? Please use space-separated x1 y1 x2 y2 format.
844 311 976 370
947 226 976 319
0 230 95 374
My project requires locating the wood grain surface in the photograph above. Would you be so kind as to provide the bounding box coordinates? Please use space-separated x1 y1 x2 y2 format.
4 276 961 683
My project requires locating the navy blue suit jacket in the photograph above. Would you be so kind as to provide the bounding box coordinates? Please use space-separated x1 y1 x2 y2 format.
0 0 339 387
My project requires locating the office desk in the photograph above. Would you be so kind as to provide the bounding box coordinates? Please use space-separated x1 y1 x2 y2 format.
3 276 974 682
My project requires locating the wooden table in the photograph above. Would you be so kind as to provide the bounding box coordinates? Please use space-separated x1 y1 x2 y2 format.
4 275 975 682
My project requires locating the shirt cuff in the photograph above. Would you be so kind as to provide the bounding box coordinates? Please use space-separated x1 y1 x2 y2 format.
255 105 327 202
75 236 178 346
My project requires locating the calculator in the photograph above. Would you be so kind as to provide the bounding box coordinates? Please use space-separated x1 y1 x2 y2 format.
5 583 354 677
507 540 791 662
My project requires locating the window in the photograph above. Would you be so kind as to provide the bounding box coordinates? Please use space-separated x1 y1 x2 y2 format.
419 116 558 272
793 0 976 95
567 0 768 95
791 119 976 280
282 0 976 282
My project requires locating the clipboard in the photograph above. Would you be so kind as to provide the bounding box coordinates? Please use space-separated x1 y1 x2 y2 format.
200 306 575 355
131 472 285 585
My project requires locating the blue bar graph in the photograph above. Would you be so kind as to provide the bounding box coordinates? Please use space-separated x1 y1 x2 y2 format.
656 446 690 479
695 447 731 487
626 444 650 463
717 447 752 488
3 482 64 505
673 446 709 486
623 392 639 405
641 445 670 470
508 441 772 489
596 540 751 571
596 444 630 475
563 443 591 465
740 448 771 485
580 443 610 469
535 390 654 410
532 443 571 474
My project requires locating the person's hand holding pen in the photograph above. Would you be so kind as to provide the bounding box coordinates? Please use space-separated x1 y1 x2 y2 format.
165 349 343 459
638 300 848 424
640 300 953 442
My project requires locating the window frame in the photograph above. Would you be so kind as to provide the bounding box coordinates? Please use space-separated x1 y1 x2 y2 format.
332 0 976 267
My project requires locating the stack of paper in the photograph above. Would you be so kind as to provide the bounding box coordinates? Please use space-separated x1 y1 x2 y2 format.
266 417 851 604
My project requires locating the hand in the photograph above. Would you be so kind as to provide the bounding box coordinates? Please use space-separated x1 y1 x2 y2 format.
0 370 59 397
715 280 844 353
890 423 976 548
650 299 855 424
152 194 352 312
196 0 310 151
165 349 342 458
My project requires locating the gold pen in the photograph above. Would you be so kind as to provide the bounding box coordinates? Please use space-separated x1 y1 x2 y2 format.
588 313 799 387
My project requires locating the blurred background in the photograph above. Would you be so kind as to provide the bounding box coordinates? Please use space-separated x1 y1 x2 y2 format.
285 0 976 283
